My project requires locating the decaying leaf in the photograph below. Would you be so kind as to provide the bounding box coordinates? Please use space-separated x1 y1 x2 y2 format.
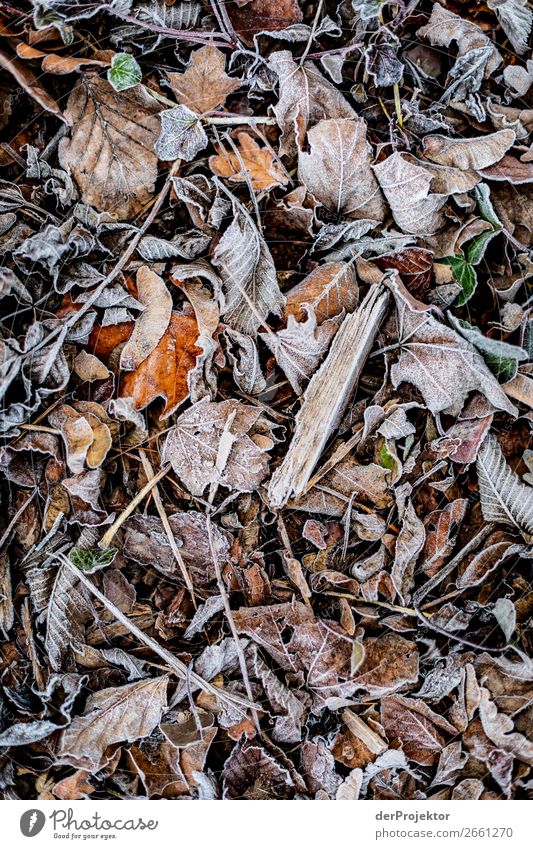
120 266 172 372
210 133 289 192
285 261 359 324
373 153 446 235
162 397 275 497
167 46 240 114
298 118 385 220
119 313 201 418
58 74 161 220
58 677 168 769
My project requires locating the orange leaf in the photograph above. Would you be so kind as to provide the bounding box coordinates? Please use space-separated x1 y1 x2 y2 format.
53 770 94 800
210 132 289 192
88 322 134 360
285 262 359 324
119 313 201 418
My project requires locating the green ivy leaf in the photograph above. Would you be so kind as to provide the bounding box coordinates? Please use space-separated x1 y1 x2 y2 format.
448 314 528 382
107 53 142 92
70 546 117 573
440 255 478 305
464 229 497 266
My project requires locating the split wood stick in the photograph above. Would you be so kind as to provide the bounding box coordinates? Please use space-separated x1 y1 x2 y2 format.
268 281 390 508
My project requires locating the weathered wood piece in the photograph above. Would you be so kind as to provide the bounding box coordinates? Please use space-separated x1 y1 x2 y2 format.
268 281 389 508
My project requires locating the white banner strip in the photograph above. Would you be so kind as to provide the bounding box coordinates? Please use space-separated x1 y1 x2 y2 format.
1 799 530 849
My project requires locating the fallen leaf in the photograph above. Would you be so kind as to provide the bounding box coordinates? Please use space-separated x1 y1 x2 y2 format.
212 191 285 335
119 312 201 418
58 677 168 770
162 396 275 496
261 306 341 394
285 261 359 324
155 105 208 162
268 50 356 157
58 74 161 220
298 118 385 220
373 153 446 235
120 266 172 372
228 0 303 46
167 45 240 114
210 132 289 192
476 433 533 538
422 130 515 170
381 694 457 765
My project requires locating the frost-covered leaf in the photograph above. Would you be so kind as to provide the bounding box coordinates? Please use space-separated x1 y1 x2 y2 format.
58 74 160 220
162 396 275 497
58 677 168 769
422 130 515 170
388 274 517 416
487 0 533 54
120 266 172 371
268 50 356 157
298 118 385 220
285 261 359 324
155 105 208 162
476 433 533 537
167 46 240 114
107 52 141 91
381 695 457 765
373 153 446 235
45 562 95 671
261 306 341 395
212 191 284 335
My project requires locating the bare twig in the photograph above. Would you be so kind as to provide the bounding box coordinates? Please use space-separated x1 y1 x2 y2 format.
99 464 172 550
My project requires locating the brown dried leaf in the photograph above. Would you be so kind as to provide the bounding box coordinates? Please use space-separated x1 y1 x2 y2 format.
210 132 289 192
422 499 468 577
388 275 517 417
285 261 359 324
0 48 63 118
479 687 533 765
222 740 294 799
58 677 168 770
268 50 357 157
373 153 446 236
422 130 515 170
119 313 201 418
124 511 230 587
228 0 303 46
58 74 160 220
351 634 420 698
392 499 425 604
167 46 240 114
381 694 457 765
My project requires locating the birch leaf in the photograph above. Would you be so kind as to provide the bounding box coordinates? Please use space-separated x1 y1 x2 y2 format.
58 74 160 220
58 677 168 769
261 307 341 395
167 46 240 114
155 105 208 162
120 266 172 371
373 153 446 235
476 433 533 537
212 191 284 335
298 118 385 220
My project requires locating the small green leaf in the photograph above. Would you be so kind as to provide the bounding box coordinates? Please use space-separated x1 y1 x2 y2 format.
70 546 117 573
441 255 477 305
107 53 142 92
448 314 528 382
464 229 497 266
474 183 502 229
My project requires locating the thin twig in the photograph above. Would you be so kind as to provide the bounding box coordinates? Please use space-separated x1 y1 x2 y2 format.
206 515 261 732
99 464 172 549
138 450 196 606
62 556 259 712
